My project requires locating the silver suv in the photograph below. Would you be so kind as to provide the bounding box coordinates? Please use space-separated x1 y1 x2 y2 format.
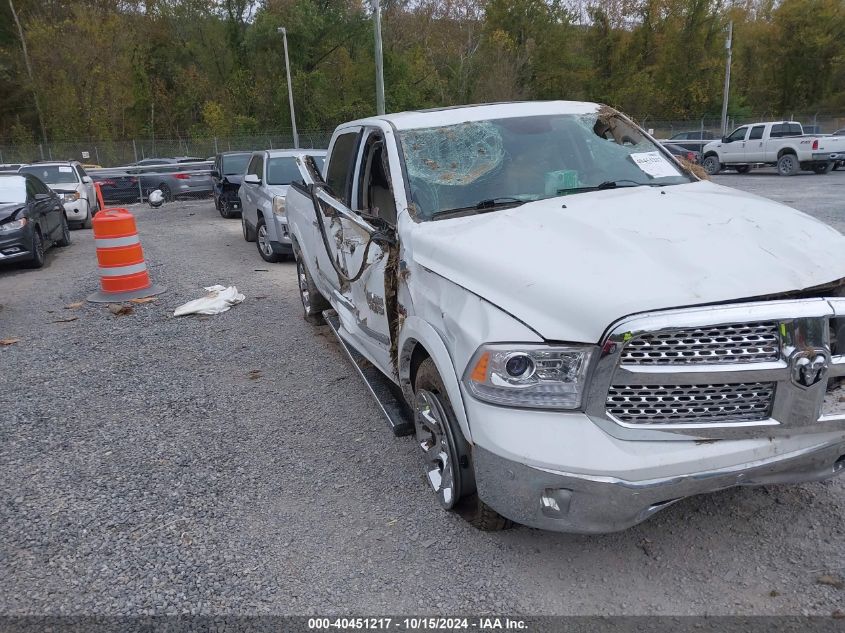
239 149 326 262
18 161 98 229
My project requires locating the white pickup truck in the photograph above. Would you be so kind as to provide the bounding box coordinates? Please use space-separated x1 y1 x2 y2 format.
702 121 845 176
285 101 845 534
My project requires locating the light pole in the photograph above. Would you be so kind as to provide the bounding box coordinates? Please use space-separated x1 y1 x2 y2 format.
277 27 299 149
373 0 385 115
720 21 733 137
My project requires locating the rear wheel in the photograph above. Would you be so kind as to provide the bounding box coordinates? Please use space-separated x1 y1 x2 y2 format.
55 215 71 247
27 229 46 268
735 165 751 174
159 183 173 202
777 153 799 176
702 155 721 175
256 216 280 263
813 162 833 175
413 358 513 531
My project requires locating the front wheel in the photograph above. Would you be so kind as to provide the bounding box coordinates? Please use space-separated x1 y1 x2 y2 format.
27 229 46 268
256 216 280 263
55 215 71 247
241 214 255 242
413 358 513 531
217 196 232 219
702 155 721 176
777 153 799 176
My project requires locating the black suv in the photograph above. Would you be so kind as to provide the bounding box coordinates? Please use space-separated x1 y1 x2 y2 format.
211 152 252 218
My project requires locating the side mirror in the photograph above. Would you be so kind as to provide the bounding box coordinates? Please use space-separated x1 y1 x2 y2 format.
721 136 729 143
34 193 51 200
243 174 261 185
211 170 220 178
82 176 92 184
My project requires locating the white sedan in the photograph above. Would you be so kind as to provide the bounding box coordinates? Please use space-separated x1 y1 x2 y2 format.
239 149 326 262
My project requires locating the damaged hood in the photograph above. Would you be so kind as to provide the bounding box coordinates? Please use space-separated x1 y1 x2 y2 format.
409 181 845 343
0 203 24 222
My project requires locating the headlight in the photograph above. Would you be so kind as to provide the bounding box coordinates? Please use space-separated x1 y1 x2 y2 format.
272 195 286 216
62 192 80 203
463 344 595 409
0 218 27 232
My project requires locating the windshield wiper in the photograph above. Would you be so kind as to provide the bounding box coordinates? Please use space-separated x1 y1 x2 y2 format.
431 197 526 219
557 180 660 196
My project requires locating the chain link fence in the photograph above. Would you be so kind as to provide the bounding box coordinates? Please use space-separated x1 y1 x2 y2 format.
3 115 843 168
0 130 334 168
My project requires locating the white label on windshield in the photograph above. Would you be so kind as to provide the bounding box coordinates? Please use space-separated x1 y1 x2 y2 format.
58 166 73 173
629 152 678 178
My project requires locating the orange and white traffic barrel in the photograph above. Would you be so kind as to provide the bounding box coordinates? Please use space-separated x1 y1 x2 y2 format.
93 181 106 214
86 208 165 302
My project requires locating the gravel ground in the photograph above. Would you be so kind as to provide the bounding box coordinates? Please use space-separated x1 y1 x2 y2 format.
1 171 844 617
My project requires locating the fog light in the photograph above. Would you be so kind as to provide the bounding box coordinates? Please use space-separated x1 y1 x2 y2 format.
540 488 572 518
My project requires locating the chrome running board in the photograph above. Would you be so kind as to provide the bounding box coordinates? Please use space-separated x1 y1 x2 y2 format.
323 310 414 437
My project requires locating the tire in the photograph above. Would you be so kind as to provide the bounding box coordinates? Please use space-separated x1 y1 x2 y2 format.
27 228 46 268
296 254 330 324
413 358 514 531
777 153 799 176
702 155 721 176
241 214 255 242
735 165 751 174
54 215 71 247
256 215 281 263
217 197 231 219
82 208 93 229
159 183 173 202
813 162 833 175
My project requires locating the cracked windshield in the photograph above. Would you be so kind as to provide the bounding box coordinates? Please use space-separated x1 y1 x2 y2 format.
399 110 693 220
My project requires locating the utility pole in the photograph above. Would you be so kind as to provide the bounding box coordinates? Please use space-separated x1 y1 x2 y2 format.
277 27 299 149
720 21 733 137
373 0 385 115
9 0 48 146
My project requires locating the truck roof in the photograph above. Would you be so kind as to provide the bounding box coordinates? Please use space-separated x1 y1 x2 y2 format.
263 149 327 158
347 100 600 131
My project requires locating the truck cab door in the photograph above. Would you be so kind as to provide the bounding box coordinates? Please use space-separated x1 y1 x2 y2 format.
720 126 749 163
344 128 399 371
306 127 397 374
745 125 766 162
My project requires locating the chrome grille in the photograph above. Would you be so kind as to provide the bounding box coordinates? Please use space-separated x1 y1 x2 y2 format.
620 321 780 365
606 383 776 425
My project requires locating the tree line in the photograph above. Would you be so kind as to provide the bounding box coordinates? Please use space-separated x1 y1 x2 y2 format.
1 0 843 145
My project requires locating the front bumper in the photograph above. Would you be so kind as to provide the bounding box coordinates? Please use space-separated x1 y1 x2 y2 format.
62 199 89 224
474 439 845 533
0 226 34 261
270 215 292 251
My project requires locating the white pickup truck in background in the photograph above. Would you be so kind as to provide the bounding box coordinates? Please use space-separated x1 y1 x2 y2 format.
284 101 845 534
702 121 845 176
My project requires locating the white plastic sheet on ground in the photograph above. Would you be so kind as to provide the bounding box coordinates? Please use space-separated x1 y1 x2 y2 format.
173 285 245 316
